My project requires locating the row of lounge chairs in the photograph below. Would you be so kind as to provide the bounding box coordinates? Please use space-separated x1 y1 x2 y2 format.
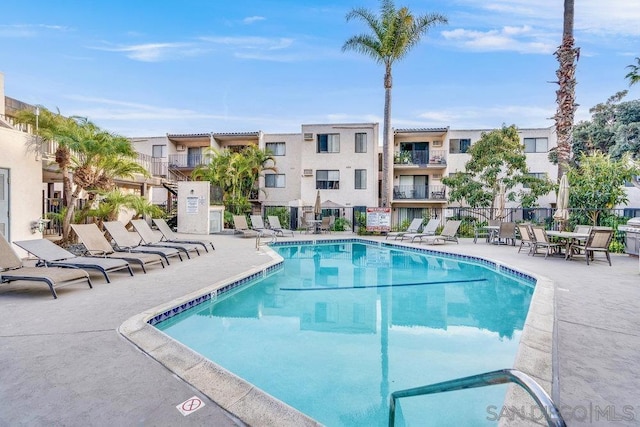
232 215 296 238
0 219 215 299
386 218 461 244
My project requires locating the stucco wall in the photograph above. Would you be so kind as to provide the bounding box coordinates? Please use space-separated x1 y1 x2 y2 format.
0 127 44 254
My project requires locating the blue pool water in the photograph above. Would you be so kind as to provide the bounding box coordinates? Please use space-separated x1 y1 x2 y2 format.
156 242 535 426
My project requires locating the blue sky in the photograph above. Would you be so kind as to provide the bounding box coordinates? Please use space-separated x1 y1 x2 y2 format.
2 0 639 137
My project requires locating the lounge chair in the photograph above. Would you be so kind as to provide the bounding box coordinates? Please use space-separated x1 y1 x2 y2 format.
267 216 295 237
249 215 277 236
71 223 165 273
402 218 441 242
232 215 260 238
516 224 535 255
0 233 92 299
152 218 215 252
130 219 201 258
418 220 462 245
103 221 184 265
530 226 562 259
567 227 614 266
14 238 133 283
385 218 423 240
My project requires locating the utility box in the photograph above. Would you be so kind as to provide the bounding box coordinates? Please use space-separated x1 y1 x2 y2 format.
209 206 224 233
177 181 209 234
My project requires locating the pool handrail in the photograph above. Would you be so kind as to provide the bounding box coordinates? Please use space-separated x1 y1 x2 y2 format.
388 368 566 427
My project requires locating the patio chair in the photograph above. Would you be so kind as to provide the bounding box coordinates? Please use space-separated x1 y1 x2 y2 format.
152 218 215 252
567 227 614 266
249 215 277 236
103 221 184 265
130 219 201 258
0 233 92 299
232 215 260 238
418 220 462 245
385 218 422 240
495 222 517 246
14 238 133 283
530 226 562 259
403 218 441 242
319 216 331 233
516 224 535 255
71 223 165 273
267 216 295 237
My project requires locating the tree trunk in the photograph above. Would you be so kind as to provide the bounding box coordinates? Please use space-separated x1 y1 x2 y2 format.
554 0 577 180
381 65 394 208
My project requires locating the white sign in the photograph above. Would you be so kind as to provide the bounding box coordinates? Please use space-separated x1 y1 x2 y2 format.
186 196 199 214
366 207 391 232
177 396 205 416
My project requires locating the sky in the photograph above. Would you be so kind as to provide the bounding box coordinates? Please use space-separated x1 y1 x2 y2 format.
1 0 639 138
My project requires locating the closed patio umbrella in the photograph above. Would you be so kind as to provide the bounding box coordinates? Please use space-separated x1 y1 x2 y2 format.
314 190 322 219
495 182 506 220
553 175 570 230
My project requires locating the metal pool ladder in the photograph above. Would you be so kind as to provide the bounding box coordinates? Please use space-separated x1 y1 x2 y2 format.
389 368 566 427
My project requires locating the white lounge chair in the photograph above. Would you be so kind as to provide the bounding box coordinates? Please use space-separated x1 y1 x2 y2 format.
103 221 184 265
152 218 215 252
130 219 201 258
267 216 295 237
385 218 423 240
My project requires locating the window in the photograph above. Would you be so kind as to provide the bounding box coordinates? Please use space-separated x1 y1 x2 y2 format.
449 138 471 153
355 169 367 189
355 133 367 153
265 174 285 188
524 137 548 153
266 142 285 156
317 134 340 153
523 172 547 188
316 170 340 189
152 145 166 158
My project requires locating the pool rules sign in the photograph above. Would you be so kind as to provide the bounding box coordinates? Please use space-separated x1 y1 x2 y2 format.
366 207 391 233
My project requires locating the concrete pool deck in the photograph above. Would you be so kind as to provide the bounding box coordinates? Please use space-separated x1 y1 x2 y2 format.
1 231 638 425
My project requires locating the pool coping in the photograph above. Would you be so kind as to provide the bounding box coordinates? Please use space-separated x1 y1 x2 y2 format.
119 238 555 426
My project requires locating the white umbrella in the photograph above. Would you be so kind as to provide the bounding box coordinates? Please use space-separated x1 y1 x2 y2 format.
495 182 506 220
553 175 570 229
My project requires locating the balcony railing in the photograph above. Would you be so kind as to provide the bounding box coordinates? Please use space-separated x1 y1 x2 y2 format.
393 185 446 200
394 149 446 166
168 153 210 168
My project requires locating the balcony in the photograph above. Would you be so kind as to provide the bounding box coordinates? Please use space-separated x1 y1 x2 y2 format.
393 185 446 201
168 153 210 169
393 149 447 168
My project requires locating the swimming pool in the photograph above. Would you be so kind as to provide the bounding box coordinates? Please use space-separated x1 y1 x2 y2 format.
154 241 535 426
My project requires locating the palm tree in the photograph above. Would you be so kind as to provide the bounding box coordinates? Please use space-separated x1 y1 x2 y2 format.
343 0 447 207
553 0 579 180
15 108 148 243
626 57 640 86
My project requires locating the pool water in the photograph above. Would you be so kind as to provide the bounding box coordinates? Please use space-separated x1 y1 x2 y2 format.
157 242 535 426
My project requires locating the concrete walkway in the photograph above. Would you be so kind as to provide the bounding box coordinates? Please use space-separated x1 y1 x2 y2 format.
0 232 638 426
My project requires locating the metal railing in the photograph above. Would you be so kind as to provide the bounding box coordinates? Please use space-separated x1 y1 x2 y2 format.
393 185 446 200
389 369 566 427
394 149 447 166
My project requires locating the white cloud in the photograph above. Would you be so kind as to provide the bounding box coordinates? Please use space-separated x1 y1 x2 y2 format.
90 42 200 62
442 26 555 54
199 36 293 50
0 24 70 38
243 16 266 24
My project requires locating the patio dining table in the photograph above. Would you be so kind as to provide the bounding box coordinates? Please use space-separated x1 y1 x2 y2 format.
474 225 500 244
545 230 589 259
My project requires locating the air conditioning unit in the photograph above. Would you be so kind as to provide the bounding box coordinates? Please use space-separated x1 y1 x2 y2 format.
303 169 313 176
303 133 313 141
432 173 443 179
176 144 185 151
432 140 443 147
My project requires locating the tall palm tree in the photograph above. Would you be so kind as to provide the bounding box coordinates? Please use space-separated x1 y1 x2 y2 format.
343 0 447 207
626 57 640 86
554 0 579 180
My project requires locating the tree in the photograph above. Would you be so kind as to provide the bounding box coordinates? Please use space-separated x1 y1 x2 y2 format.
572 91 640 161
192 146 276 215
626 57 640 86
442 125 554 216
15 108 148 243
342 0 447 208
567 152 640 225
553 0 579 180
